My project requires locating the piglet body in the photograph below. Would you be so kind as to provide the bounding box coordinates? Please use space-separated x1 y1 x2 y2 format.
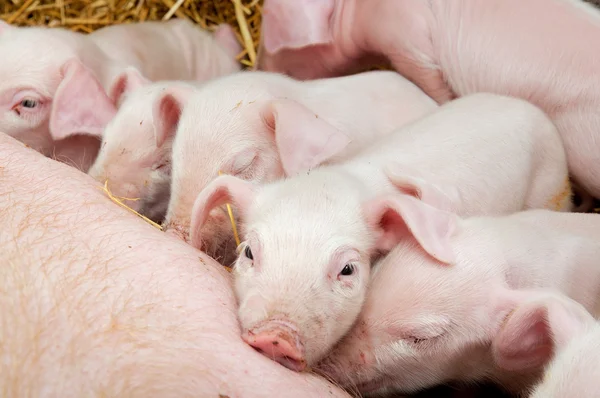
0 20 240 171
258 0 600 197
88 20 241 87
318 205 600 396
161 70 438 255
189 93 571 373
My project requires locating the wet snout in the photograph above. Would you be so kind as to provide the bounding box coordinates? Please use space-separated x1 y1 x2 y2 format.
243 319 307 372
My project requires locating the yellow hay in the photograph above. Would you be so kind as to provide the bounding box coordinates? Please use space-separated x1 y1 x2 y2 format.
101 180 163 230
218 171 242 248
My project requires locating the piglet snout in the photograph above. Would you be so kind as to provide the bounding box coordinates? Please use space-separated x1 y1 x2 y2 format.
243 321 306 372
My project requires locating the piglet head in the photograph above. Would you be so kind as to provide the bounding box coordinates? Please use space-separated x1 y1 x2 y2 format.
192 171 375 370
88 78 188 224
0 25 60 153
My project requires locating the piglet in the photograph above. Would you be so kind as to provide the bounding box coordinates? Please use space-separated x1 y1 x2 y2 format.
188 93 571 373
317 201 600 396
510 293 600 398
160 69 438 259
87 71 203 222
0 19 240 171
257 0 600 198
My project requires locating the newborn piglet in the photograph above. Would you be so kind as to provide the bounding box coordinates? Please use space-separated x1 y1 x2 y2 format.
188 93 571 372
318 202 600 396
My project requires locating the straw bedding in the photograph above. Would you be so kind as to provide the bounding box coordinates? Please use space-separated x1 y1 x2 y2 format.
0 0 263 68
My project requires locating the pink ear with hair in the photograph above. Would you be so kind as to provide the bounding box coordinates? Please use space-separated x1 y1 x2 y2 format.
261 0 336 54
189 175 257 250
152 85 194 148
363 193 457 263
49 58 117 140
492 291 594 372
384 163 457 212
213 23 243 59
108 67 151 106
263 98 350 176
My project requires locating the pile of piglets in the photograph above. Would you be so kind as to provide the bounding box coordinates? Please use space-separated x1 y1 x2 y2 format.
4 0 600 395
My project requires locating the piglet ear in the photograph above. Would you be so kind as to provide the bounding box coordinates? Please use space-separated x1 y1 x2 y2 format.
261 0 335 54
108 67 151 106
213 23 243 59
492 291 594 372
363 193 457 263
190 174 257 250
263 98 350 176
384 163 457 212
50 58 116 141
152 85 194 148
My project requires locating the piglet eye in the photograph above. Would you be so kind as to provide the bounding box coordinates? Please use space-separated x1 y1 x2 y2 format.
244 245 254 260
340 263 355 276
21 99 38 108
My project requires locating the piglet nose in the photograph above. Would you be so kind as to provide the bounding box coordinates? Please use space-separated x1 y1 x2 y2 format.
243 323 306 372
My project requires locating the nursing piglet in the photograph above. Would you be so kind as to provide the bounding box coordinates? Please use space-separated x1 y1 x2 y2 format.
189 93 571 372
513 293 600 398
160 70 438 257
87 71 202 222
0 20 240 171
257 0 600 198
317 203 600 396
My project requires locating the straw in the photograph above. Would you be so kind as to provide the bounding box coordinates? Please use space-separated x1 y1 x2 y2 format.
1 0 263 67
218 171 242 248
101 180 163 230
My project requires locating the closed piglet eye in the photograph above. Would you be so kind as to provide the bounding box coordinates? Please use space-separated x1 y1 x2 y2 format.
407 336 428 344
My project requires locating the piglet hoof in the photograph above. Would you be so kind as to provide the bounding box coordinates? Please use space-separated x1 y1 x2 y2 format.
243 322 306 372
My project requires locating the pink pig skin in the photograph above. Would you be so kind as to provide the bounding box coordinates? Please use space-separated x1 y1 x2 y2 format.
317 204 600 396
257 0 600 198
188 93 572 374
0 19 240 172
160 70 438 258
